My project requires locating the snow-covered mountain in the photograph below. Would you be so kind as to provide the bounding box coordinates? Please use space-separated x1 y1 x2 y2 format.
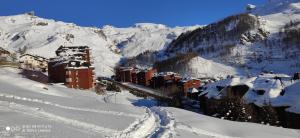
0 13 199 77
138 0 300 78
0 13 121 77
102 23 200 58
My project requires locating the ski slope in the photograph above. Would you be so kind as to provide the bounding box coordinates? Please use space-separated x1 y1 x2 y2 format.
0 67 300 138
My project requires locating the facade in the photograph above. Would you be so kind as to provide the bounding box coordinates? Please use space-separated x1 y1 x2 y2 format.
55 46 91 63
137 68 157 86
19 54 48 72
150 72 181 88
65 61 95 89
48 46 95 89
115 67 134 82
131 69 139 84
0 47 10 57
178 78 201 97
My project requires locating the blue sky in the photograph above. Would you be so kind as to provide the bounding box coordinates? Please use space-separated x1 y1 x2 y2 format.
0 0 267 27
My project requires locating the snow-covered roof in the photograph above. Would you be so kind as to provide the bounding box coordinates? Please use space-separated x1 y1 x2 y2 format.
188 88 199 93
19 54 49 62
179 77 200 83
156 72 180 77
202 73 300 113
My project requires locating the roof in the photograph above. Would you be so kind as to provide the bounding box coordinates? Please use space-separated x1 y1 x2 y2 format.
156 72 179 77
19 54 49 62
0 47 11 54
179 77 200 83
188 88 199 93
20 54 48 59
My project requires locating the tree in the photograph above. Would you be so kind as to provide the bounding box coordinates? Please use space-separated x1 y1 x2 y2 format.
106 83 121 92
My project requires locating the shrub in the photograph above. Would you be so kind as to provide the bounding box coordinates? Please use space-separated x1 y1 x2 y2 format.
36 22 48 26
106 83 121 92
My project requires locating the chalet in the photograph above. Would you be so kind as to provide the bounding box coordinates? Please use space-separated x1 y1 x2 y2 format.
19 54 48 72
115 67 134 82
137 68 157 86
178 78 201 97
0 47 10 57
131 69 140 84
48 46 95 89
150 72 181 88
0 47 11 61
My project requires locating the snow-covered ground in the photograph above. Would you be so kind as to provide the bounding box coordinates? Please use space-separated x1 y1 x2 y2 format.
0 67 300 138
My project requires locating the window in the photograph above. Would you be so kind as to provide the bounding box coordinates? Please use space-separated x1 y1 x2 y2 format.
66 78 72 82
66 71 71 75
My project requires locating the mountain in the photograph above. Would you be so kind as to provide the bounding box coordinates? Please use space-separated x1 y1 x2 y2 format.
133 0 300 78
0 13 121 77
0 13 198 77
102 23 200 58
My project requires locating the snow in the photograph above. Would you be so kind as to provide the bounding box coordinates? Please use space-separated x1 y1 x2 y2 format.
254 0 300 33
184 56 243 78
1 67 299 137
0 14 120 77
203 73 300 114
273 80 300 114
102 23 201 58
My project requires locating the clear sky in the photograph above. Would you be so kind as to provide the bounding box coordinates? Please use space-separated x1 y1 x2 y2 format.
0 0 267 28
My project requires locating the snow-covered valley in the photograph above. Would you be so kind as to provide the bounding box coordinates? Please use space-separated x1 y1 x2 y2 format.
1 67 300 138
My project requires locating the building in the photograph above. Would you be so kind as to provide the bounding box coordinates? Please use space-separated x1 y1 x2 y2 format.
48 46 95 89
115 67 134 82
137 68 157 86
178 78 201 97
0 47 11 61
55 45 91 63
131 69 140 84
19 54 48 72
0 47 10 56
150 72 181 88
65 60 95 89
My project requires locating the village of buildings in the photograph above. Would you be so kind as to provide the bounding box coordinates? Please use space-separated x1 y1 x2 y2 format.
1 45 300 129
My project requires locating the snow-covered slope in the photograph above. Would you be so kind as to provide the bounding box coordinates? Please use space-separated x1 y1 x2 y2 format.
0 67 300 137
102 23 200 58
144 0 300 77
0 13 121 77
0 14 200 77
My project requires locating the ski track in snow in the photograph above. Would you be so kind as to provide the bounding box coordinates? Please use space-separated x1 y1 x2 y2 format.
0 92 140 118
0 92 155 137
0 101 117 136
101 92 235 138
149 107 235 138
113 108 158 138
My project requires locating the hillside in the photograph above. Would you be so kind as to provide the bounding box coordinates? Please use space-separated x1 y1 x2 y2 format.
102 23 200 58
133 0 300 78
